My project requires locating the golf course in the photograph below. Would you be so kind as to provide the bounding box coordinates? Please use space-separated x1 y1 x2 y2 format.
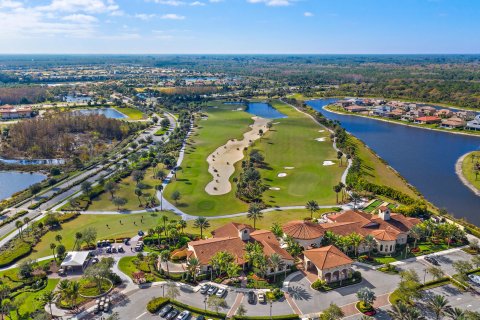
164 100 345 215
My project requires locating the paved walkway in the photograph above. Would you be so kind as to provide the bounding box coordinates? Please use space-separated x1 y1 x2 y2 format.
284 292 302 315
227 292 245 317
339 292 391 318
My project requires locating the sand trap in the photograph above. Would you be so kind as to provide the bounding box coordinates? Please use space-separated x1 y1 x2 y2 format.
269 187 281 191
315 137 326 142
318 130 325 133
284 167 295 170
205 116 270 195
273 122 280 124
277 173 287 177
323 161 335 166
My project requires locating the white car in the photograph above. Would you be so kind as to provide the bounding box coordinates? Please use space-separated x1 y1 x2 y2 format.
468 274 480 285
216 288 226 298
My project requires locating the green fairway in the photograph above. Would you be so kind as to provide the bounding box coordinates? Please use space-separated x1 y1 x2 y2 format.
114 106 144 120
163 102 252 215
253 100 345 206
461 151 480 192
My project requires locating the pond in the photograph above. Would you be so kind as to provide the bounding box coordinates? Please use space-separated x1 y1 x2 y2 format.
307 98 480 225
245 102 287 119
73 108 127 119
0 171 46 201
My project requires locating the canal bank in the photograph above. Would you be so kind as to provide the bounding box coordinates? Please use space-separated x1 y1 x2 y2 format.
307 98 480 225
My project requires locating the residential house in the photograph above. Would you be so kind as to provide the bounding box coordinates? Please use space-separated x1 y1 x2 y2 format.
418 106 437 116
466 115 480 131
440 117 466 129
401 110 425 122
187 222 294 275
0 105 33 120
282 220 325 248
435 109 454 118
345 105 367 113
372 105 393 117
414 116 442 124
455 111 477 121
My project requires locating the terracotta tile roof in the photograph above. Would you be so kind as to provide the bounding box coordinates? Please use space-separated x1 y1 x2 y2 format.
282 220 325 240
211 222 254 238
250 230 293 261
371 228 399 241
304 245 353 270
328 210 373 226
188 237 246 265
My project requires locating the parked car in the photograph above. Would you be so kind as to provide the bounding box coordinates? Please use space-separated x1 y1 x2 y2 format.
159 305 173 317
111 247 117 253
200 284 210 294
124 238 130 245
93 305 100 314
425 256 439 265
58 268 66 276
469 274 480 285
91 258 99 264
194 316 204 320
176 310 191 320
166 309 179 320
118 246 124 253
248 291 255 304
258 292 266 304
104 302 110 312
106 247 112 254
207 286 218 295
216 288 227 298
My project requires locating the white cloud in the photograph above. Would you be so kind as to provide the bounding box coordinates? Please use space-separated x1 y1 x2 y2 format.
247 0 291 6
161 13 185 20
0 0 23 9
209 0 223 2
150 0 186 5
190 1 205 6
38 0 120 14
304 11 313 17
62 13 98 23
135 13 156 20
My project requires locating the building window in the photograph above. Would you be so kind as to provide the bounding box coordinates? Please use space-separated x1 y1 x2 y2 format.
380 244 383 251
390 245 393 251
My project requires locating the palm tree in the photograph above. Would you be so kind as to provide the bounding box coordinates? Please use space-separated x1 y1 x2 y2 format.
160 215 169 236
268 253 284 282
40 291 57 317
50 243 57 261
73 232 82 250
135 188 143 206
15 220 23 238
154 226 163 247
247 203 263 229
160 250 170 277
388 302 426 320
193 217 210 239
178 220 187 234
156 184 164 210
446 307 466 320
348 232 363 257
362 234 376 257
69 281 80 310
226 262 241 280
55 234 63 243
333 184 342 204
426 294 450 320
305 200 320 219
186 257 200 282
410 225 424 248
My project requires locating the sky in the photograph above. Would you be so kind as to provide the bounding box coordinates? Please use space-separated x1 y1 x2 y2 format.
0 0 479 54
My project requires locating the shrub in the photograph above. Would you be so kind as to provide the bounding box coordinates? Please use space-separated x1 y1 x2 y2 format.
233 315 299 320
146 297 169 313
0 240 32 268
266 288 284 301
311 279 326 290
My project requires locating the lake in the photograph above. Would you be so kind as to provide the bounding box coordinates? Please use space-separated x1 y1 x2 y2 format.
73 108 127 119
0 171 46 201
307 98 480 225
0 157 65 165
245 102 287 119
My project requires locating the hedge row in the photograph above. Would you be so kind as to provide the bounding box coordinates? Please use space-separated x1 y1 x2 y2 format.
146 297 169 313
0 210 29 228
146 297 226 318
0 239 33 268
233 315 299 320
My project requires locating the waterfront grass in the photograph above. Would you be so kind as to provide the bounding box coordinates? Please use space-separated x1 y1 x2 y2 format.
114 106 144 120
253 100 344 206
163 102 252 216
461 151 480 192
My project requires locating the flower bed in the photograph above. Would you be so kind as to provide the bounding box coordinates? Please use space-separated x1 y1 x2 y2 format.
356 301 376 316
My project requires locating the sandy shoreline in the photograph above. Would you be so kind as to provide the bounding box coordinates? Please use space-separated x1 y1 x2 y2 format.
205 116 270 195
455 152 480 197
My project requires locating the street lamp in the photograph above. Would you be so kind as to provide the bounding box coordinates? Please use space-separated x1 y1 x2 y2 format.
423 268 427 285
204 296 207 311
269 300 273 320
161 283 165 297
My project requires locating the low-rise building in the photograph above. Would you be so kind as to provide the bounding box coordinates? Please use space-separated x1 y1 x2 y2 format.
414 116 442 124
303 245 353 283
466 115 480 131
440 117 466 129
0 105 34 119
345 105 367 113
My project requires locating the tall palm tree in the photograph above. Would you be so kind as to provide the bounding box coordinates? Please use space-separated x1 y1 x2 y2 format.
446 307 466 320
362 234 376 257
154 226 163 247
178 220 187 234
156 184 164 211
161 215 169 236
426 294 450 320
15 220 23 238
388 302 426 320
160 250 170 277
50 243 57 261
69 281 80 310
305 200 320 219
73 232 82 250
193 216 210 239
186 257 200 282
333 184 342 204
410 225 424 248
268 253 284 282
40 291 57 317
135 188 143 206
247 203 263 229
348 232 363 257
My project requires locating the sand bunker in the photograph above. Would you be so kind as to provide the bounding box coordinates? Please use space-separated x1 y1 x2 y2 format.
323 161 335 166
277 173 287 177
315 138 326 142
205 116 270 195
284 167 295 170
318 130 325 133
269 187 281 191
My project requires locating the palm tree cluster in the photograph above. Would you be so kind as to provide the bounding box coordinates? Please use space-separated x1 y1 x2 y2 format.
147 215 187 249
209 251 240 280
409 220 466 249
322 231 375 258
235 156 267 203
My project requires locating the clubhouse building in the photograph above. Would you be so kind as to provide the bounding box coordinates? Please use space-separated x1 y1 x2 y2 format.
283 207 420 255
187 222 294 276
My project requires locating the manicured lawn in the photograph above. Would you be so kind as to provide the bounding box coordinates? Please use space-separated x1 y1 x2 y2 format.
114 106 144 120
89 166 162 211
163 102 253 216
364 199 383 213
118 256 163 282
25 211 181 261
154 128 167 136
253 100 344 206
11 278 59 320
461 151 480 192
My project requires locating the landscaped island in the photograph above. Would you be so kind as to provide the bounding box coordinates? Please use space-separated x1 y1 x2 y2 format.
457 151 480 197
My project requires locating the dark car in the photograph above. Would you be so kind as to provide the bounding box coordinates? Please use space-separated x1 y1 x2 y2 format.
138 230 145 237
199 284 210 294
248 291 255 304
159 305 173 317
166 309 179 320
195 316 205 320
